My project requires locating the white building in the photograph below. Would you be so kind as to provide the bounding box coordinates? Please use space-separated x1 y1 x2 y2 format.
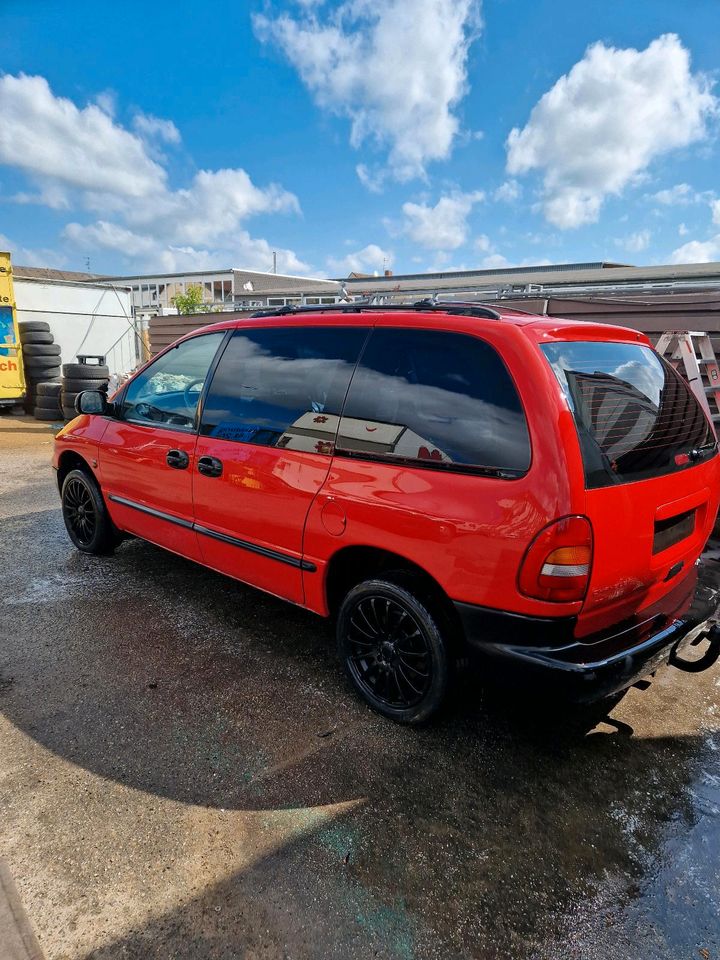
14 267 140 376
97 267 342 314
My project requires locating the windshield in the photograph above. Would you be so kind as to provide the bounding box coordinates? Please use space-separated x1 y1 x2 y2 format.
542 341 716 488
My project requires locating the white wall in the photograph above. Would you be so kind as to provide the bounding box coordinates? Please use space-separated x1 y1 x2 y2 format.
14 279 139 376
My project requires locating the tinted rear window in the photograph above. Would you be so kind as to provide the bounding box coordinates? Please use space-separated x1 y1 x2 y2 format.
337 328 531 476
542 341 716 488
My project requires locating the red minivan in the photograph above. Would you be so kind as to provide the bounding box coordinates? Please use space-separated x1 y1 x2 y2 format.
53 302 720 723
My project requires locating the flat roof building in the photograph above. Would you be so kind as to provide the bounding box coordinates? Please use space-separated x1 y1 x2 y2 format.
93 268 342 313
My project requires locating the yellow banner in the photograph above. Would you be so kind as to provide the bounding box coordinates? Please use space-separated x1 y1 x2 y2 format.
0 251 25 401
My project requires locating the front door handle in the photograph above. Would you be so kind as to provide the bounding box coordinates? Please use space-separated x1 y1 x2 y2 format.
197 455 223 478
166 449 190 470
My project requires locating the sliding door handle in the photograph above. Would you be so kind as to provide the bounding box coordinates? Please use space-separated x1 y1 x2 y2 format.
198 455 223 478
166 449 190 470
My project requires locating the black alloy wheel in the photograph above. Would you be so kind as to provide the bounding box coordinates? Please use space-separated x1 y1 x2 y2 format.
61 468 119 554
338 576 451 724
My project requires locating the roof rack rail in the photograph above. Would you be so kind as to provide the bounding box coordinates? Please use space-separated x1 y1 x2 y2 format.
250 300 502 321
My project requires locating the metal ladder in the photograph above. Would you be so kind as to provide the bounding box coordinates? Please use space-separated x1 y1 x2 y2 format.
655 331 720 426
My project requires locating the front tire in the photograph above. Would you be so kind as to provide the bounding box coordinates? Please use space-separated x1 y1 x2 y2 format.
337 576 451 724
61 468 118 554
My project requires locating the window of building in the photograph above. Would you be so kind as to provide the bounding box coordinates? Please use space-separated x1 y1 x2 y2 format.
200 327 368 450
337 328 531 475
122 333 225 430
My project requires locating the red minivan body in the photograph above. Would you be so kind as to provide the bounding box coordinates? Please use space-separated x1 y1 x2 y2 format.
53 304 720 722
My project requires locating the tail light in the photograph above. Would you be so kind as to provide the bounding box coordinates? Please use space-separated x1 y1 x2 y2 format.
518 516 593 603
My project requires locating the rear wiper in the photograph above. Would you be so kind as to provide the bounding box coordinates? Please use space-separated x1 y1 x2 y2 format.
689 441 717 461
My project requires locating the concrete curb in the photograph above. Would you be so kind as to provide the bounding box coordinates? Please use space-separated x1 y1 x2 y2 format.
0 861 44 960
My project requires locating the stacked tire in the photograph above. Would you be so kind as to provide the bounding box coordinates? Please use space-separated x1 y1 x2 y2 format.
18 321 62 416
34 381 63 421
61 362 110 421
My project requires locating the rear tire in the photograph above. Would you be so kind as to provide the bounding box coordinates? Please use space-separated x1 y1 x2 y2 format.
18 321 50 333
22 343 61 356
62 377 109 393
61 468 118 553
20 331 54 345
25 355 61 370
62 363 109 380
37 381 63 397
27 367 60 381
35 397 61 410
337 575 451 724
34 408 63 421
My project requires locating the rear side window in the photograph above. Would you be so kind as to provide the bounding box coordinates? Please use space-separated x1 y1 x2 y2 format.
337 328 531 476
542 341 716 488
200 326 368 450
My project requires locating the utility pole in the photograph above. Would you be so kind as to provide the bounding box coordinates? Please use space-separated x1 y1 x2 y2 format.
272 251 277 275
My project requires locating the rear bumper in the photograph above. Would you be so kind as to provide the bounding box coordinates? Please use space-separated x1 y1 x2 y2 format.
454 559 720 703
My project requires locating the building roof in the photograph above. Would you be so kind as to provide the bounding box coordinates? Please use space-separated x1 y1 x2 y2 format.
338 261 630 283
92 267 339 290
342 260 720 298
231 269 339 296
14 265 100 282
93 268 233 282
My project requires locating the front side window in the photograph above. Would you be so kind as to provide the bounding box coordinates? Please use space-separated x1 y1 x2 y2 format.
337 328 531 475
200 326 368 451
122 332 225 429
542 341 716 488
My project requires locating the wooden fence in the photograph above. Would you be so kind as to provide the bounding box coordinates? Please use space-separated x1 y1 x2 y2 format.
148 293 720 356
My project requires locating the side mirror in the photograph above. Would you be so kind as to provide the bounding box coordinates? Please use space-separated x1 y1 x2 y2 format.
75 390 110 416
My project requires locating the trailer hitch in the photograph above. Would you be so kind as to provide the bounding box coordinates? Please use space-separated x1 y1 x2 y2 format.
669 621 720 673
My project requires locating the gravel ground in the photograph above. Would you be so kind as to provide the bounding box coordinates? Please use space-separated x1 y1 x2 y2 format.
1 413 719 960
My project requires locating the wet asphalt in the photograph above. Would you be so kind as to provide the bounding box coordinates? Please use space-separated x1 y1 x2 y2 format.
1 413 719 960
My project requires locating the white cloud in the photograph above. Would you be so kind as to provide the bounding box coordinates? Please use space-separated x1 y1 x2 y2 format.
355 163 385 193
475 234 492 252
132 112 181 144
480 253 511 269
327 243 391 275
651 183 696 205
11 183 70 209
712 199 720 225
94 91 117 117
254 0 480 182
493 179 521 203
679 223 689 236
62 220 310 275
0 74 166 198
506 35 717 228
615 229 651 253
0 73 308 274
113 168 299 246
0 232 66 268
670 236 720 264
400 190 484 250
66 167 305 272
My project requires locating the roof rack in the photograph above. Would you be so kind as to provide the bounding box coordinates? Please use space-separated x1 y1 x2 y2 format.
250 299 502 321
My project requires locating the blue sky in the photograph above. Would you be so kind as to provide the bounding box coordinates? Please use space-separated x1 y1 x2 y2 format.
0 0 719 277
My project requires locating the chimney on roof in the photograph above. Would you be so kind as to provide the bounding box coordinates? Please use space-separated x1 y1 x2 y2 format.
384 269 393 277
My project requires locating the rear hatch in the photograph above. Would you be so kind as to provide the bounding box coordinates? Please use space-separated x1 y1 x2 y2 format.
542 339 720 638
